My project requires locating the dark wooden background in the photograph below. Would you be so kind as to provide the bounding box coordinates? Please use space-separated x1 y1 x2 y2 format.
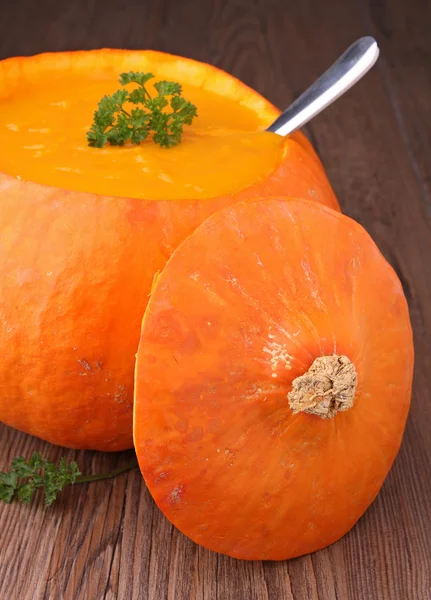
1 0 430 598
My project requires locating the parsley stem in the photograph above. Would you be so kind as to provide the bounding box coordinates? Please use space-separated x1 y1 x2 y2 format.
75 456 139 485
140 83 152 100
121 107 132 118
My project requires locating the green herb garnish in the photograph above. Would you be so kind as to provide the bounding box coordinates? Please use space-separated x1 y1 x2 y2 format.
0 452 139 506
87 71 197 149
0 452 80 506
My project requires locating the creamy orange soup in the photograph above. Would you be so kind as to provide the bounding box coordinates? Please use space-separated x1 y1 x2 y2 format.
0 72 284 199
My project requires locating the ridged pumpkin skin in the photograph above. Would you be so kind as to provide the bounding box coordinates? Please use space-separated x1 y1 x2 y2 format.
0 50 338 451
134 198 413 560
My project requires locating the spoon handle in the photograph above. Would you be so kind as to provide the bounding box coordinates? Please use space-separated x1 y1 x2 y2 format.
266 36 379 137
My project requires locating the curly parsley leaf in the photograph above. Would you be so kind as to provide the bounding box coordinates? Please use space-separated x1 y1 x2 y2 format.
0 471 18 503
87 72 197 149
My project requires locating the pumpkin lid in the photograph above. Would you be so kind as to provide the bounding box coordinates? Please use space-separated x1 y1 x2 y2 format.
0 49 288 200
133 196 413 560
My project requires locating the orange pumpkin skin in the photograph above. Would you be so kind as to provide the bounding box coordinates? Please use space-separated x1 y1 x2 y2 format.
0 51 338 451
134 198 413 560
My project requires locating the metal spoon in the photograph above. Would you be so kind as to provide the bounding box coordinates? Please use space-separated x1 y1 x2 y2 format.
267 36 379 137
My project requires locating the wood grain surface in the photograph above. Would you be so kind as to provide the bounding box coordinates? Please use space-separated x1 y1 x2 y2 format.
1 0 430 598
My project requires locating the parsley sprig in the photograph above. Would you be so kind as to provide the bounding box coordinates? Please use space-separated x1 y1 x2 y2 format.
0 452 139 506
0 453 80 506
87 71 197 149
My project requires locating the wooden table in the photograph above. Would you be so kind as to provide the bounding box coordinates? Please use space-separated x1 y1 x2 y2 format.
1 0 430 598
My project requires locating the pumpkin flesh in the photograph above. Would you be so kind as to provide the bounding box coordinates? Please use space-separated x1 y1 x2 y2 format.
134 197 413 560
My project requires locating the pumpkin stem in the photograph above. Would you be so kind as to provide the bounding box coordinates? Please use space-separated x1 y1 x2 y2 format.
287 355 357 418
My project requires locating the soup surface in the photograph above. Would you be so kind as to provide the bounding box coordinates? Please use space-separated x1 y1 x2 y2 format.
0 72 284 200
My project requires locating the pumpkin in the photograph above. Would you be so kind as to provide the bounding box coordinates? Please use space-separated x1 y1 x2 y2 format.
0 50 338 451
134 197 413 560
